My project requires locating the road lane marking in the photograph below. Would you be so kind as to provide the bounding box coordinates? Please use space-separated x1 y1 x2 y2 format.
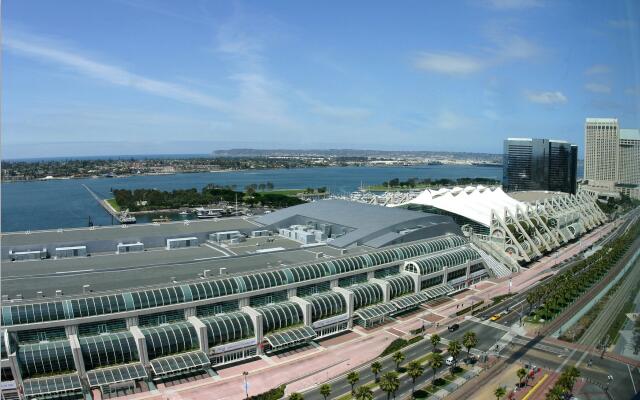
630 364 638 394
55 269 94 274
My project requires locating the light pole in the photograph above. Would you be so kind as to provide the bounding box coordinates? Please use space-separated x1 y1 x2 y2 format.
243 371 249 399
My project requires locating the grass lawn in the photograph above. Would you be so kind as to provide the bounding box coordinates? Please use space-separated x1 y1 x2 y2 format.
414 353 435 365
263 189 303 196
105 198 121 212
335 382 376 400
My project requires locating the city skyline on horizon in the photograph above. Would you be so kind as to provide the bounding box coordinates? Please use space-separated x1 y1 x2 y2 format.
3 1 640 159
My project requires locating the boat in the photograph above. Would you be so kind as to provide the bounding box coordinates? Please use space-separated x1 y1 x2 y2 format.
152 216 170 223
119 210 137 224
179 210 190 216
195 207 223 219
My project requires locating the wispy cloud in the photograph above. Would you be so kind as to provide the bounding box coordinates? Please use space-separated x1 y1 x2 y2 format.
413 28 539 76
525 91 567 104
608 18 637 29
413 52 485 75
585 83 611 94
435 109 474 130
4 34 233 113
626 86 640 96
485 0 542 9
585 64 611 75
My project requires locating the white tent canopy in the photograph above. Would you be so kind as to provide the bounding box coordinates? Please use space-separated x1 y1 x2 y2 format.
397 185 525 227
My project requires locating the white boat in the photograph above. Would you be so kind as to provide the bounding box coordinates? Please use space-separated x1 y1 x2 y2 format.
195 207 223 219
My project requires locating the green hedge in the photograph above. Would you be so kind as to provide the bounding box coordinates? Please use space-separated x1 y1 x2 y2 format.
249 385 286 400
456 300 485 316
380 336 423 357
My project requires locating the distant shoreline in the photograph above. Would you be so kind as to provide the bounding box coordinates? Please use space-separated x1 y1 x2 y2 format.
1 163 505 184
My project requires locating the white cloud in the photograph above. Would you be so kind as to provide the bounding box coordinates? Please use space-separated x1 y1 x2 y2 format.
435 110 473 130
485 0 542 9
4 35 233 114
585 64 611 75
585 83 611 94
525 91 567 104
413 52 485 75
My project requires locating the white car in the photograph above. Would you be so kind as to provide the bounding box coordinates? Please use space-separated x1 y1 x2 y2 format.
445 356 454 366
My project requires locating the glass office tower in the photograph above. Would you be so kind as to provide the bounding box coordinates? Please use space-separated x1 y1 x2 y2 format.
503 138 577 194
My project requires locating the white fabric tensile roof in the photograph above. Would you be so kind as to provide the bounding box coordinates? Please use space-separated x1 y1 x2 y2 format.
397 185 525 228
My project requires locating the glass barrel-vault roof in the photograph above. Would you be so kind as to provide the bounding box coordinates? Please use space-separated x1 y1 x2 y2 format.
22 374 82 398
86 363 147 388
307 292 346 321
200 312 254 348
349 283 383 310
79 332 138 370
17 340 75 379
256 302 303 334
142 322 199 360
264 326 316 350
149 350 210 377
353 303 397 321
385 275 415 299
405 247 480 275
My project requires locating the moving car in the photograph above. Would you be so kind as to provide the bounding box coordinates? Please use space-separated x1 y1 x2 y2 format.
490 314 502 321
445 356 455 366
448 323 460 332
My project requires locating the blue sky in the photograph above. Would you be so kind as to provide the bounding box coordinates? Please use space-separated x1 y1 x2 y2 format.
3 0 640 158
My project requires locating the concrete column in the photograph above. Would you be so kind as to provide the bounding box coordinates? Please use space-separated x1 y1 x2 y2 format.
369 278 390 303
465 260 471 285
443 266 449 284
330 279 339 288
366 271 375 280
332 287 354 329
130 326 149 365
64 325 78 336
7 336 23 387
184 307 197 318
287 288 297 298
68 334 86 375
126 316 139 328
289 296 312 326
239 297 250 308
242 306 264 355
188 316 208 354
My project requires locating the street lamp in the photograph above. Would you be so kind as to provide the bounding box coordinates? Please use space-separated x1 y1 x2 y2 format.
243 371 249 399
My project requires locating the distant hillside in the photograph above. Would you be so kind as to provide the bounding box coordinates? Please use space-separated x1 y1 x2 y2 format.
212 148 501 160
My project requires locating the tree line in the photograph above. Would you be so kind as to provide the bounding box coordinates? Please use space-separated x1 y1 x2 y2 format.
112 184 305 211
380 177 500 188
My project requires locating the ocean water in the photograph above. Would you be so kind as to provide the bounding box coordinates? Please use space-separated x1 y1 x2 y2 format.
2 164 507 232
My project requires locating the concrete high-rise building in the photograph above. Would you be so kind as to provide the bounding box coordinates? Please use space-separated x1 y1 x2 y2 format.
502 138 577 194
584 118 619 184
618 129 640 186
583 118 640 199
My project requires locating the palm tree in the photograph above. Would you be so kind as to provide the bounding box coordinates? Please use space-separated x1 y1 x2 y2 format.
516 367 527 387
289 393 304 400
546 385 566 400
371 361 382 382
319 383 331 400
429 353 444 384
430 334 441 352
379 371 400 400
406 360 424 395
354 385 374 400
347 371 360 394
447 340 462 370
494 386 506 400
559 366 580 392
392 351 405 371
462 331 478 359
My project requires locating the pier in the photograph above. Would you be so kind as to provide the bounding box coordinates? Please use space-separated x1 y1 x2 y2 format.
82 184 135 224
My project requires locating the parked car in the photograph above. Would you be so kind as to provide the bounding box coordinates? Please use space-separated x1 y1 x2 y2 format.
445 356 455 366
448 323 460 332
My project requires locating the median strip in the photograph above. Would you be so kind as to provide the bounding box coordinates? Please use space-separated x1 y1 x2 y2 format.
521 373 548 400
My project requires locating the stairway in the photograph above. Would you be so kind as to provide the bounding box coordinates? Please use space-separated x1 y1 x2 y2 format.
471 244 513 278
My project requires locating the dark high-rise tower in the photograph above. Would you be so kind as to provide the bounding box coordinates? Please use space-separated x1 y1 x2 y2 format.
503 138 577 194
